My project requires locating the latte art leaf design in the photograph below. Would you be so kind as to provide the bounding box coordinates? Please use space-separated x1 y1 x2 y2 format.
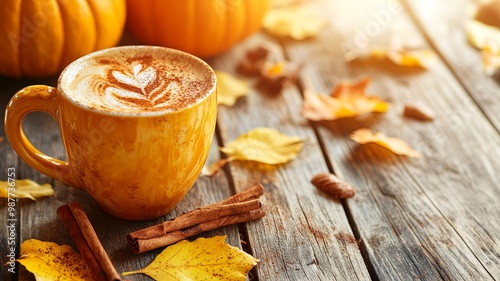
113 64 157 91
102 62 179 108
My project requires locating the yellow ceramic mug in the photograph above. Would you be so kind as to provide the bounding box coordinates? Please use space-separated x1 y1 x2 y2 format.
4 46 217 220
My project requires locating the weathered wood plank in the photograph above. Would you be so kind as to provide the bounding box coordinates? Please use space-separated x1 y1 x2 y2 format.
283 0 500 279
207 32 371 280
2 1 498 279
405 0 500 130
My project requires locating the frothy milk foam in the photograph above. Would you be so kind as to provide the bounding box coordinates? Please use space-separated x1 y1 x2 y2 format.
60 46 215 114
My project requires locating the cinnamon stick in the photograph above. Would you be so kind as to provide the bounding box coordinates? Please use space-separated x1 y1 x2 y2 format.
129 199 262 240
128 184 266 254
57 202 121 281
128 209 265 254
206 184 264 206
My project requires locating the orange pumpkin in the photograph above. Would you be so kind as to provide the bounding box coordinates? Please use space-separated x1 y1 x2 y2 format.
0 0 126 78
126 0 271 58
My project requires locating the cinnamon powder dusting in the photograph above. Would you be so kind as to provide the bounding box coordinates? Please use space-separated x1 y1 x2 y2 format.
68 48 215 114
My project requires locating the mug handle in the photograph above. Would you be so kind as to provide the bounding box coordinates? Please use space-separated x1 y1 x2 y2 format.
4 85 83 189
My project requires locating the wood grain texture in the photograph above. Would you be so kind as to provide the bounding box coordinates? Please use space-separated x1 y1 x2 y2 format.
2 1 499 280
208 32 370 280
404 0 500 130
283 0 500 279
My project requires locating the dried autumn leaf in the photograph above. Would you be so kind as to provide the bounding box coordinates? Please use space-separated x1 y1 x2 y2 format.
263 6 326 40
215 71 250 106
464 18 500 75
17 239 93 281
302 87 344 121
123 236 258 281
0 179 54 200
302 77 389 121
345 47 437 68
201 157 234 176
350 128 422 158
465 20 500 50
330 77 370 98
387 48 437 68
262 60 285 77
345 29 437 68
482 41 500 75
259 60 298 93
220 127 303 165
237 46 270 76
403 102 436 121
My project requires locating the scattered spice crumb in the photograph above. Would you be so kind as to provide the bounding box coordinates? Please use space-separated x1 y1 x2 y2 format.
403 102 435 121
258 61 299 94
334 232 357 244
237 45 299 94
311 173 355 199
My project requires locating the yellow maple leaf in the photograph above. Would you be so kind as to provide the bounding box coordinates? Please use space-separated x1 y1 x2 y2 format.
482 42 500 75
465 20 500 50
387 48 437 68
201 157 234 176
219 127 303 165
350 128 422 158
17 239 93 281
464 20 500 75
345 47 437 68
215 71 250 106
302 77 389 121
123 236 258 281
263 6 326 40
0 179 54 200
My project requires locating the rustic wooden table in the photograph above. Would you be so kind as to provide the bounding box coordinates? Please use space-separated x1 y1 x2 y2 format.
2 0 500 280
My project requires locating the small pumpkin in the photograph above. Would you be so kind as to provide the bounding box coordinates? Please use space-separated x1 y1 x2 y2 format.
126 0 271 58
0 0 126 78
